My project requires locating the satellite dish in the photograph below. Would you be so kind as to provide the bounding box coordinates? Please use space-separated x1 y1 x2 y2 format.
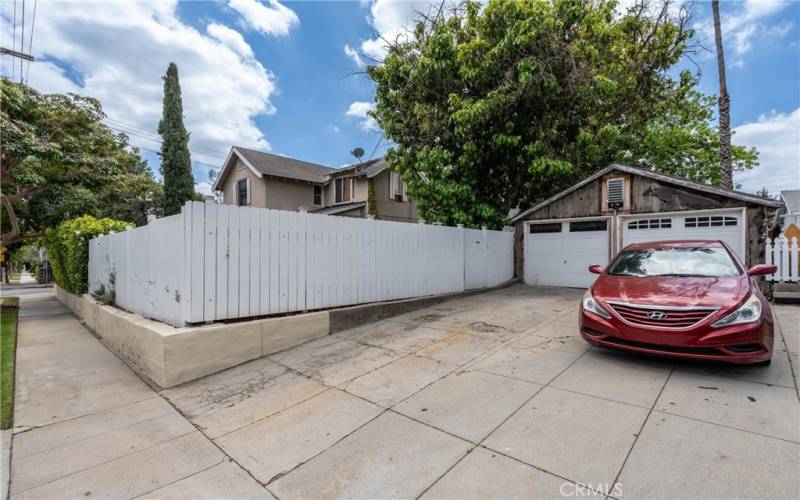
351 147 365 162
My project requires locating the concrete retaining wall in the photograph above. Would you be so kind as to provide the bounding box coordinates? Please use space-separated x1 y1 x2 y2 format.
55 278 516 389
55 286 328 388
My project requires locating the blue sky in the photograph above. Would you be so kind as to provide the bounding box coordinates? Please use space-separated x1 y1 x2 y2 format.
1 0 798 195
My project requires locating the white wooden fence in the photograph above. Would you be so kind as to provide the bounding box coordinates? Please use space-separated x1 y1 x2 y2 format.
766 235 799 282
88 201 514 327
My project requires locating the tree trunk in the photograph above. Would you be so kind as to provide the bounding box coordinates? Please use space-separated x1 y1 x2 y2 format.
712 0 733 190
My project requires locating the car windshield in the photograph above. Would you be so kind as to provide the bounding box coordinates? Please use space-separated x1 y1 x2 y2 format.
606 247 741 277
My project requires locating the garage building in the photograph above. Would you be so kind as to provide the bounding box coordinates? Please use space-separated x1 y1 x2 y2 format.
511 164 782 288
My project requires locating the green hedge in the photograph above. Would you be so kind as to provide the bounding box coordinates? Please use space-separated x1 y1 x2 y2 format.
43 215 129 295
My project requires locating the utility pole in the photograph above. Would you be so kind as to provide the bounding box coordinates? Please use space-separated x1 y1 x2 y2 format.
1 47 34 84
1 47 34 62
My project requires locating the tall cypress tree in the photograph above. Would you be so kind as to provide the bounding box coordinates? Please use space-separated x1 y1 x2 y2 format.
158 62 195 215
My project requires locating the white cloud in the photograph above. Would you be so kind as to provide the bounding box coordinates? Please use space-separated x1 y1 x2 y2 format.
733 108 800 194
695 0 793 63
0 1 276 168
195 181 214 197
227 0 299 37
347 0 460 63
346 101 379 132
207 23 254 59
344 44 364 68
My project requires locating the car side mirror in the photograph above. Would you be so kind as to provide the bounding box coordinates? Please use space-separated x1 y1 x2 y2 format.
588 265 604 275
747 264 777 276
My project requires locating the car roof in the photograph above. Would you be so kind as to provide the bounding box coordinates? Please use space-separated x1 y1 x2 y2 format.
622 240 728 251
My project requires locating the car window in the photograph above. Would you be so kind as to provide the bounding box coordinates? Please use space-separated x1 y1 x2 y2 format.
607 247 741 277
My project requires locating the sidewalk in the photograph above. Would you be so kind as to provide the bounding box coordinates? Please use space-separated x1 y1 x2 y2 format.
6 291 265 499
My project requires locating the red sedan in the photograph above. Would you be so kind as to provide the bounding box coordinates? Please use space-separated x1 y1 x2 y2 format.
580 240 777 365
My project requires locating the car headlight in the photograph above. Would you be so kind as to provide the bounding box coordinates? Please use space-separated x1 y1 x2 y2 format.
582 290 611 319
712 295 762 328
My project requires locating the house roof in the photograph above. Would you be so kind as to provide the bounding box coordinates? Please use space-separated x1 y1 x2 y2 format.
509 163 783 223
310 202 367 215
212 148 391 192
328 158 389 179
780 190 800 214
234 147 336 183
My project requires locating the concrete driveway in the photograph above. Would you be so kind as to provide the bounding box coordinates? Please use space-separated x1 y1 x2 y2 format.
9 285 800 499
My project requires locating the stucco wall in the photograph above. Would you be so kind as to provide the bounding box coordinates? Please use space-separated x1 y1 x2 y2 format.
222 161 266 207
373 169 420 222
221 159 320 211
263 177 317 211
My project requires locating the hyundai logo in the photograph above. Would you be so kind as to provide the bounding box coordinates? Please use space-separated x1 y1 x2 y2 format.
647 311 668 320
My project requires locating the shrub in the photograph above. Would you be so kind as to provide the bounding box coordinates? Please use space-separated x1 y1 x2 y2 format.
43 215 129 294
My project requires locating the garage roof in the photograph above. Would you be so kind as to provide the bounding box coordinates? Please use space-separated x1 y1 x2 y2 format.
510 164 783 223
780 190 800 214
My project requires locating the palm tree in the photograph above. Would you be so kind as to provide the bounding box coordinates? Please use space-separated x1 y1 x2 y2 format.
712 0 733 189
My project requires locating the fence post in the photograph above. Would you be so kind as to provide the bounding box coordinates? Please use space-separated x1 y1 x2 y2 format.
481 225 488 288
780 235 790 282
791 237 799 282
182 201 192 325
457 224 465 291
765 237 774 281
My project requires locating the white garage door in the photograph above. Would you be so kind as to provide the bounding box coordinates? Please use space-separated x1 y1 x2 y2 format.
524 219 609 288
622 210 744 260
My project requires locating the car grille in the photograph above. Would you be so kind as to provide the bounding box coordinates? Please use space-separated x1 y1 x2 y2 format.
602 336 723 355
606 302 718 329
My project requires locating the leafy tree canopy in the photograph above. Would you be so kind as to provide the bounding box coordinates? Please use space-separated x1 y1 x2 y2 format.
1 78 161 246
619 89 757 185
368 0 757 228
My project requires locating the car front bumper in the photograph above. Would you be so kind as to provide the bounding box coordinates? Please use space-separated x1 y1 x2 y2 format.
579 307 774 364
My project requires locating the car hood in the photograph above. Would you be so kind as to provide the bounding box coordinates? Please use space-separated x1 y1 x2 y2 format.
592 274 750 309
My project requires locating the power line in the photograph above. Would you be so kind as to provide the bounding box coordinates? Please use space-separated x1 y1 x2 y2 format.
136 145 223 171
109 126 226 161
367 133 384 161
104 120 228 158
19 0 25 83
12 0 16 81
104 123 228 162
104 117 229 158
25 0 36 85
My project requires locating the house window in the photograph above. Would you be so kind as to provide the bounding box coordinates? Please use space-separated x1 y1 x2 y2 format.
313 185 322 205
529 223 562 234
335 177 352 204
237 178 249 206
389 171 406 202
685 216 737 228
627 218 672 229
570 220 608 232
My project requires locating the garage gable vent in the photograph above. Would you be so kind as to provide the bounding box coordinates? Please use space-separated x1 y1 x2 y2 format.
606 178 625 208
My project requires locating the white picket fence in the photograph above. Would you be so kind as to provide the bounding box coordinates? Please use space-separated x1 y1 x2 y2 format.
88 201 514 327
766 235 799 282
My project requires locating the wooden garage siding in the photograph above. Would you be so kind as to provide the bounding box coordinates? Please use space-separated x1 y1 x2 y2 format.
514 171 770 279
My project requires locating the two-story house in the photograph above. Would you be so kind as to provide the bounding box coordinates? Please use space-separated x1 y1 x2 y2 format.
212 147 420 223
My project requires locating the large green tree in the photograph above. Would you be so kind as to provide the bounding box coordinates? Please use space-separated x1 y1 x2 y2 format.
0 78 161 247
619 89 757 184
368 0 756 228
158 62 195 215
